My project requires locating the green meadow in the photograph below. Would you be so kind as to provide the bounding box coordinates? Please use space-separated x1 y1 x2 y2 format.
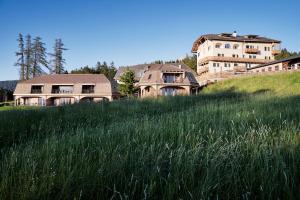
0 72 300 199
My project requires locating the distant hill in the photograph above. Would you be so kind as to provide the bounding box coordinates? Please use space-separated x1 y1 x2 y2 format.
0 80 18 92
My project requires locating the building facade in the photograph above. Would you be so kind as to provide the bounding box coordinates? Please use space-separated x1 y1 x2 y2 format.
192 32 281 76
249 55 300 73
114 63 199 98
14 74 119 106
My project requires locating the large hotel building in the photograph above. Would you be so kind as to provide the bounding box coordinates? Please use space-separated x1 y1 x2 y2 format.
192 32 281 75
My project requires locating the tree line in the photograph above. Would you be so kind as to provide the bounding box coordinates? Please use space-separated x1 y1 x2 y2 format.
15 33 67 80
275 48 300 60
71 61 117 80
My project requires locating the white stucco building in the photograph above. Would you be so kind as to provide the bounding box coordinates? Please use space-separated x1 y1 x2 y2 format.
192 32 281 75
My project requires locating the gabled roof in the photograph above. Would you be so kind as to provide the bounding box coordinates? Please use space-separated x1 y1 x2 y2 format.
19 74 110 84
192 33 281 52
114 63 197 82
138 63 199 85
250 55 300 70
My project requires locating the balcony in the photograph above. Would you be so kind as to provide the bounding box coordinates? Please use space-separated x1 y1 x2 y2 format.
163 74 183 84
82 85 95 94
233 66 247 72
198 56 269 65
82 89 95 94
31 85 43 94
245 48 260 54
198 66 209 74
272 50 281 55
31 89 42 94
51 85 74 94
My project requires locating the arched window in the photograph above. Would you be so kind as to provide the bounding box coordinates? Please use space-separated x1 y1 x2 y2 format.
215 43 222 48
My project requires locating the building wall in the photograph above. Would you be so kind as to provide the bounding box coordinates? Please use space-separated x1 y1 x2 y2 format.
249 62 300 73
197 39 280 74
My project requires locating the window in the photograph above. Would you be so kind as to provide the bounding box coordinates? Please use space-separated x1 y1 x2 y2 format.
253 55 256 59
233 44 239 49
218 54 224 57
232 54 239 58
262 69 265 72
225 44 231 49
198 52 200 57
224 63 231 67
163 73 182 83
234 63 238 67
265 47 270 51
213 63 219 67
31 85 43 94
265 56 267 60
215 44 221 48
256 70 259 73
52 85 74 94
275 65 279 71
148 74 152 79
82 85 95 94
249 55 252 59
268 67 272 71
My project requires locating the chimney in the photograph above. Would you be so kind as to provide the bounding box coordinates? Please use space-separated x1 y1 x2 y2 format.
178 64 182 69
232 31 237 37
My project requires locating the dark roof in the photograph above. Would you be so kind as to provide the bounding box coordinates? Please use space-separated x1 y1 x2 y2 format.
0 80 18 92
192 33 281 52
20 74 109 84
250 55 300 70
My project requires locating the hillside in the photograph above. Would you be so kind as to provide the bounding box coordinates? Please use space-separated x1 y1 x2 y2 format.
0 80 18 91
0 72 300 199
203 72 300 96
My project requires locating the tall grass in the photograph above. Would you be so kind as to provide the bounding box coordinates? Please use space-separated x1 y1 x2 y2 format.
0 73 300 199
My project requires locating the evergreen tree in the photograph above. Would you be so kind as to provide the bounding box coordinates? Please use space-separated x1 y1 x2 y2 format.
119 69 137 97
24 34 33 80
15 33 26 80
32 37 48 77
50 39 67 74
182 54 197 72
275 48 300 60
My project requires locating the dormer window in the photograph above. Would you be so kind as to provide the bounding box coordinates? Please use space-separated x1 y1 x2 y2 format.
82 85 95 94
31 85 43 94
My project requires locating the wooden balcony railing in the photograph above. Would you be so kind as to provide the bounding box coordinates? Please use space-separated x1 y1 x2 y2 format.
272 50 281 55
198 56 270 65
245 48 260 54
198 67 209 74
233 66 247 72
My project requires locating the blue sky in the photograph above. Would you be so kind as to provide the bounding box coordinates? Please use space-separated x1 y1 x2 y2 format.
0 0 299 80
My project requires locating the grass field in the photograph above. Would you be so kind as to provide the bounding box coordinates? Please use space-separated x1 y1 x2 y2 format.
0 72 300 199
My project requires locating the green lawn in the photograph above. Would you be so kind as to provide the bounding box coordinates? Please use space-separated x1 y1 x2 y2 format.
0 105 37 111
0 72 300 199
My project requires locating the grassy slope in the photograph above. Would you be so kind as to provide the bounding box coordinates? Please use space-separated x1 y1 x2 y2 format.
203 72 300 95
0 72 300 199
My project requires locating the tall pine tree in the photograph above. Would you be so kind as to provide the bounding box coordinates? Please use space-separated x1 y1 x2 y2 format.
24 34 33 80
32 37 48 77
50 39 67 74
15 33 25 80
